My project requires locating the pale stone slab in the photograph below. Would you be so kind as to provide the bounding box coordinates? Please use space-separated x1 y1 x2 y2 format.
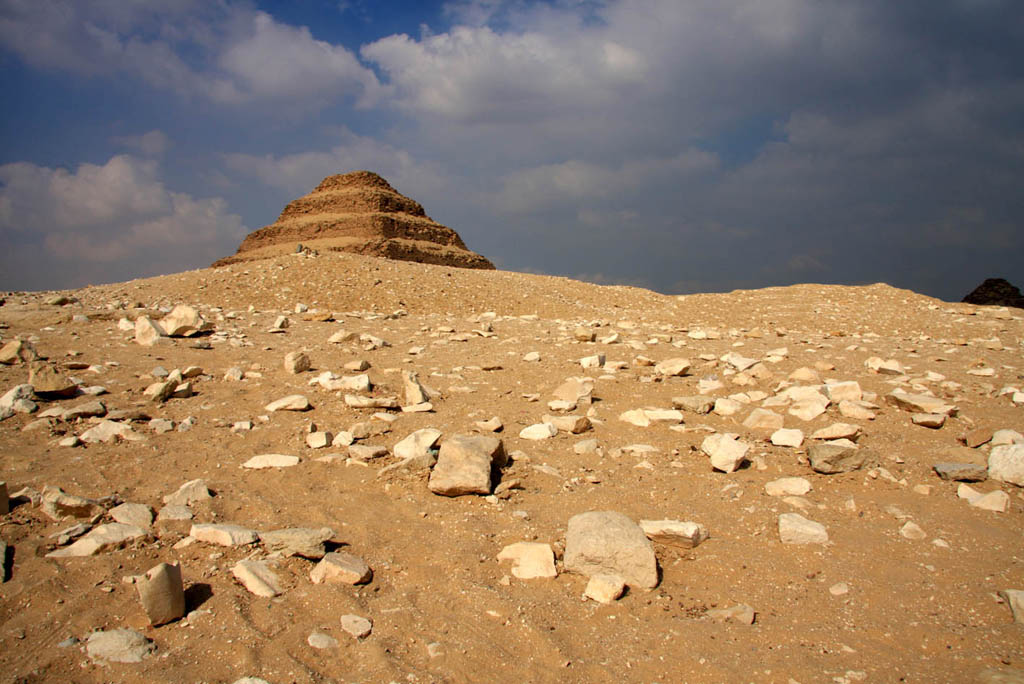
310 551 372 585
770 428 804 448
110 503 153 528
497 542 557 579
765 477 811 497
809 439 865 474
743 408 783 431
259 527 334 559
264 395 312 412
519 423 557 440
654 358 691 376
80 420 145 444
989 445 1024 486
887 389 956 416
584 574 626 604
86 629 154 663
47 523 148 557
639 520 708 549
564 511 658 589
163 479 211 506
233 560 284 597
701 433 749 473
341 614 373 639
999 589 1024 624
428 435 506 497
778 513 828 544
190 523 258 546
161 305 207 337
134 317 167 347
811 423 861 441
242 454 300 469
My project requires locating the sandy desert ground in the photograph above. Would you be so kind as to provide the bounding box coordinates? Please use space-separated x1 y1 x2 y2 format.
1 251 1022 684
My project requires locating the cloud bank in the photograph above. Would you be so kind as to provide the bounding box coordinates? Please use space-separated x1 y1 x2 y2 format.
0 0 1021 299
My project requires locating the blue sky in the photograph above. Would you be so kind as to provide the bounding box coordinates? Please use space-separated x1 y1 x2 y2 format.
1 0 1022 301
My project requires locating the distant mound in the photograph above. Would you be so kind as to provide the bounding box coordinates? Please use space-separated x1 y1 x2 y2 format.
213 170 494 270
961 278 1024 308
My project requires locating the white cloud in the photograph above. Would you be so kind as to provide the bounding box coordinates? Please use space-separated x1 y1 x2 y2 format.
0 155 245 288
217 12 383 106
0 2 381 107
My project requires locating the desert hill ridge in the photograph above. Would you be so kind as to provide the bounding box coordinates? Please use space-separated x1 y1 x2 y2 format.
213 171 495 271
1 251 1023 683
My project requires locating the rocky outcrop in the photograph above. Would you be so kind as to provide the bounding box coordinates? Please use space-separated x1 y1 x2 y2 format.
213 171 494 270
961 278 1024 308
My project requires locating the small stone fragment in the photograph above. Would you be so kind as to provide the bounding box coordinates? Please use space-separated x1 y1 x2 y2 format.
428 434 506 497
519 423 557 440
310 551 373 585
809 439 865 474
765 477 811 497
46 523 148 557
134 317 167 346
163 479 211 507
265 394 311 412
307 632 338 649
639 520 708 549
584 574 626 604
778 513 828 544
989 445 1024 486
242 453 299 469
341 614 373 639
259 527 334 559
497 542 558 579
654 358 691 377
564 511 658 589
999 590 1024 624
707 604 756 625
770 428 804 448
912 413 946 428
109 503 154 528
86 628 154 664
932 462 987 482
284 351 311 374
700 433 749 473
900 521 927 540
190 523 258 546
137 562 185 626
232 560 284 597
742 408 784 431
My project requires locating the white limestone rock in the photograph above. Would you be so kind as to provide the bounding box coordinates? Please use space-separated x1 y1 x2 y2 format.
519 423 558 440
242 454 299 469
47 523 148 557
765 477 811 497
497 542 558 579
86 629 155 664
639 520 708 549
700 433 749 473
232 560 284 597
584 574 626 604
989 445 1024 486
310 551 372 585
564 511 658 589
428 435 506 497
264 395 311 412
770 428 804 448
778 513 828 544
190 523 258 547
136 562 185 626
